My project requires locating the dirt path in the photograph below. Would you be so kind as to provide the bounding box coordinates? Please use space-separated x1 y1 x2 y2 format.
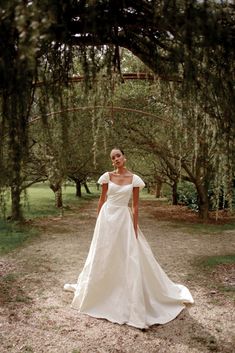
0 199 234 353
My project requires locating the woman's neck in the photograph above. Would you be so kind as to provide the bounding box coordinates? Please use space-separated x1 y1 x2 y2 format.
115 166 127 175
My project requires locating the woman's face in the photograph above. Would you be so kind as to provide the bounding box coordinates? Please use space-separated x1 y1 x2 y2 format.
110 149 125 168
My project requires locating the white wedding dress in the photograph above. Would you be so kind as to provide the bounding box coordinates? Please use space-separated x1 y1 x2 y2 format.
64 172 194 329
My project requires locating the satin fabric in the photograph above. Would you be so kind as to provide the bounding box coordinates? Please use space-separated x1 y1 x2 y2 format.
64 173 194 328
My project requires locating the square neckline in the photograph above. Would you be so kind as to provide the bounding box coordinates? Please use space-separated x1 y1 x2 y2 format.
109 180 133 186
108 172 134 186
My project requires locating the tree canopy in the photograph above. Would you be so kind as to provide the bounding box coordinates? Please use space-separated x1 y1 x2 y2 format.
0 0 234 220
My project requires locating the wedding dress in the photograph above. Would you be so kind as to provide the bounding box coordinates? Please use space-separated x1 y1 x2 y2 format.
64 172 194 329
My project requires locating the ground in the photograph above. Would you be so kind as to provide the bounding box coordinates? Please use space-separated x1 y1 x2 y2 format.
0 199 234 353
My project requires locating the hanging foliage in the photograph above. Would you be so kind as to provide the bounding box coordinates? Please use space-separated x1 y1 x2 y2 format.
0 0 234 220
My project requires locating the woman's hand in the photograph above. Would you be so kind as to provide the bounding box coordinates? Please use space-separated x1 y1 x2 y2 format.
134 227 138 239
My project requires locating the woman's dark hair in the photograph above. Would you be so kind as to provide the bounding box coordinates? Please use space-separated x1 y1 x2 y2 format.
111 147 125 155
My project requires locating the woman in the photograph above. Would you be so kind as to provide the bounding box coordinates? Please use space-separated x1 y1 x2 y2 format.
64 148 194 329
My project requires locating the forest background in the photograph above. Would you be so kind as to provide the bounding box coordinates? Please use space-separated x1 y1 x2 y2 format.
0 0 234 230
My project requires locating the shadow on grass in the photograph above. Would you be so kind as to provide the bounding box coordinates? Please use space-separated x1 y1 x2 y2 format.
0 220 39 255
189 255 235 301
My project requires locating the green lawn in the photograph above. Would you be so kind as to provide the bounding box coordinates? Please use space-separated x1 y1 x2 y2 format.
200 254 235 267
193 254 235 296
0 182 101 219
0 220 38 255
0 182 100 254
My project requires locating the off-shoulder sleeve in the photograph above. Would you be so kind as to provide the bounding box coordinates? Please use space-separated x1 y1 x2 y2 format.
133 174 145 190
97 172 109 185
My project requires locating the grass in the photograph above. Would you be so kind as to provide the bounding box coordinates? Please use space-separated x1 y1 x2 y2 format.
201 254 235 267
1 182 100 220
140 188 168 200
169 221 235 234
22 182 100 219
0 182 100 254
0 220 38 255
192 254 235 298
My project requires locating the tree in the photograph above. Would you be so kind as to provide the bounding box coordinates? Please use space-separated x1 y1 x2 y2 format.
1 0 234 220
104 70 234 220
0 0 72 219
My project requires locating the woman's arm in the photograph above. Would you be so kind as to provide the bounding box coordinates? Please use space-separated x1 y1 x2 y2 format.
132 186 140 238
97 183 108 215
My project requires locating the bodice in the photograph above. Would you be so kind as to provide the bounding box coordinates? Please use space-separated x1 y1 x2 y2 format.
98 172 145 209
106 181 133 207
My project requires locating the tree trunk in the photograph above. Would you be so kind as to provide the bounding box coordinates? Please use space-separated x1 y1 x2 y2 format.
55 187 63 208
83 182 91 194
75 180 82 197
50 184 63 208
172 180 178 205
155 180 162 198
196 183 209 220
11 184 22 221
9 110 24 221
10 136 23 221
